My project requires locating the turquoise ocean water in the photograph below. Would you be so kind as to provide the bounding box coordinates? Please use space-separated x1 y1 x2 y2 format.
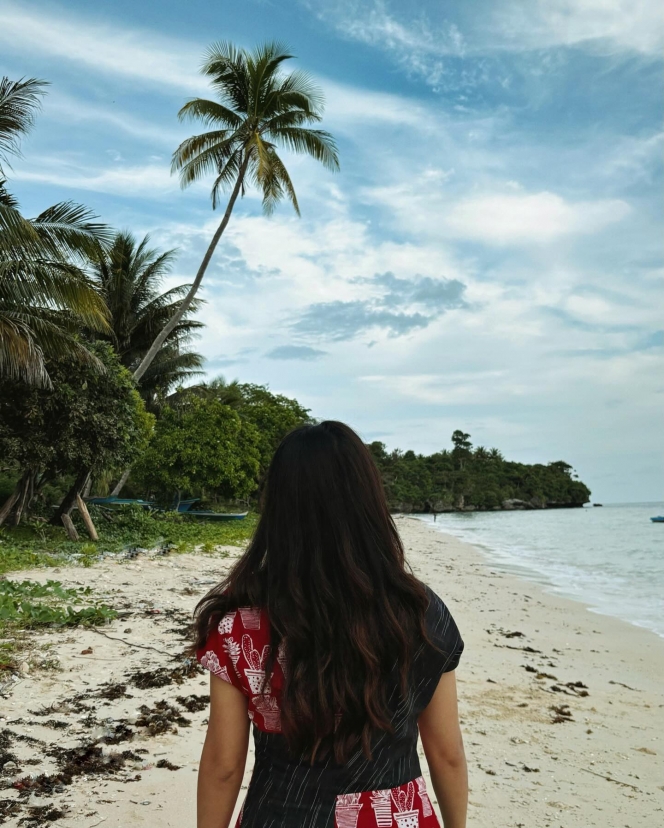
416 502 664 638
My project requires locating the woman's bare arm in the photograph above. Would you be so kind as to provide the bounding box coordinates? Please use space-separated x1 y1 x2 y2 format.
418 670 468 828
198 673 250 828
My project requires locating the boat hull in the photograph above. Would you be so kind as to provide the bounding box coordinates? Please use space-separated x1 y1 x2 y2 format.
185 511 248 521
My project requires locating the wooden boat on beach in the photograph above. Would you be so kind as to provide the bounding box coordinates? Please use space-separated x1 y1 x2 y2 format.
184 510 248 521
85 496 154 511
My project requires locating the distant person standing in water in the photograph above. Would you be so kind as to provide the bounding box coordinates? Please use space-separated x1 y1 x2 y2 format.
193 421 467 828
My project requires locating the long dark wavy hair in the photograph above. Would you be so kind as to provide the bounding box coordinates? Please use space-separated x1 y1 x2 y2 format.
193 421 433 763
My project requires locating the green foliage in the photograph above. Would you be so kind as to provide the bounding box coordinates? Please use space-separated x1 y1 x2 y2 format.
0 579 116 627
91 230 205 410
235 383 312 474
0 341 154 479
147 380 312 498
134 397 260 501
371 432 591 512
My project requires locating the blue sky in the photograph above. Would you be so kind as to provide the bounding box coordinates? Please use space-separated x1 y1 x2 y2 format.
1 0 662 501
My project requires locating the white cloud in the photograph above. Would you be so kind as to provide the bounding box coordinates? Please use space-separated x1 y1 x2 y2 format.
443 191 631 244
303 0 464 88
303 0 663 89
12 160 178 197
322 79 430 129
45 92 184 146
362 170 632 245
0 1 204 91
495 0 664 55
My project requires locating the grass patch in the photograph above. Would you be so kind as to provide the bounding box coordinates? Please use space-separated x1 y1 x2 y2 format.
0 506 256 575
0 580 116 628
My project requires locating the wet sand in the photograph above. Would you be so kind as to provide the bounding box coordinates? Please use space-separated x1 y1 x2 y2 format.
1 517 662 826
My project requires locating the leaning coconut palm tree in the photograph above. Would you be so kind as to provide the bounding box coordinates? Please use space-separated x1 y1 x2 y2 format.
92 230 205 409
132 41 339 382
0 77 110 386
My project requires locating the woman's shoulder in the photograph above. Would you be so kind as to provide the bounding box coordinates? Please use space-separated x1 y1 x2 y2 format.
415 581 464 665
215 605 269 636
419 581 456 620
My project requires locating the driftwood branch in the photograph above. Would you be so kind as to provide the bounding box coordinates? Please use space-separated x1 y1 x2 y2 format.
90 628 174 657
579 766 640 791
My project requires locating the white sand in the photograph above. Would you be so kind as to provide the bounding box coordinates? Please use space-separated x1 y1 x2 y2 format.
1 517 662 827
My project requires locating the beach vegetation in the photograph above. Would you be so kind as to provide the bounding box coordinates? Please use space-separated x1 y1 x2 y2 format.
0 578 116 628
0 507 257 576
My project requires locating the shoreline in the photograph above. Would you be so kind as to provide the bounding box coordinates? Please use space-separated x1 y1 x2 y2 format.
398 516 663 826
412 506 664 641
1 522 662 826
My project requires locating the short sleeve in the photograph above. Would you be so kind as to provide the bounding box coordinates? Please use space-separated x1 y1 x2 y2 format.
196 610 245 692
412 585 464 712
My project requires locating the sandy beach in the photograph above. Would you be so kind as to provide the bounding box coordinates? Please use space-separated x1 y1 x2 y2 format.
1 517 662 827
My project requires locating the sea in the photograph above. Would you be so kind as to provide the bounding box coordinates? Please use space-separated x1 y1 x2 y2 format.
416 502 664 639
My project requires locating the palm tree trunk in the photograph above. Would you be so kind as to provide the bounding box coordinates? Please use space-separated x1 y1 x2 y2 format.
50 467 90 527
132 155 249 382
0 469 34 526
13 471 32 525
110 466 131 497
0 481 21 526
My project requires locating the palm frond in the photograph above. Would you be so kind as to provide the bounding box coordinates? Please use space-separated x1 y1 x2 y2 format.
246 41 294 117
0 179 19 208
0 77 49 173
0 200 38 252
0 306 105 385
273 127 339 171
172 132 237 187
178 98 243 130
210 149 243 209
203 42 251 113
0 314 49 386
272 70 326 116
30 201 112 258
261 109 322 134
2 260 110 332
267 149 300 216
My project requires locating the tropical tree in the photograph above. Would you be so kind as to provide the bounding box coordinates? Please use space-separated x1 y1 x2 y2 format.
91 230 205 410
133 396 260 503
0 77 110 386
166 375 244 410
0 342 153 526
132 41 339 382
236 383 312 474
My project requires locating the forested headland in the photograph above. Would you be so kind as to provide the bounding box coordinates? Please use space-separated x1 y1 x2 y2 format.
369 430 591 513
